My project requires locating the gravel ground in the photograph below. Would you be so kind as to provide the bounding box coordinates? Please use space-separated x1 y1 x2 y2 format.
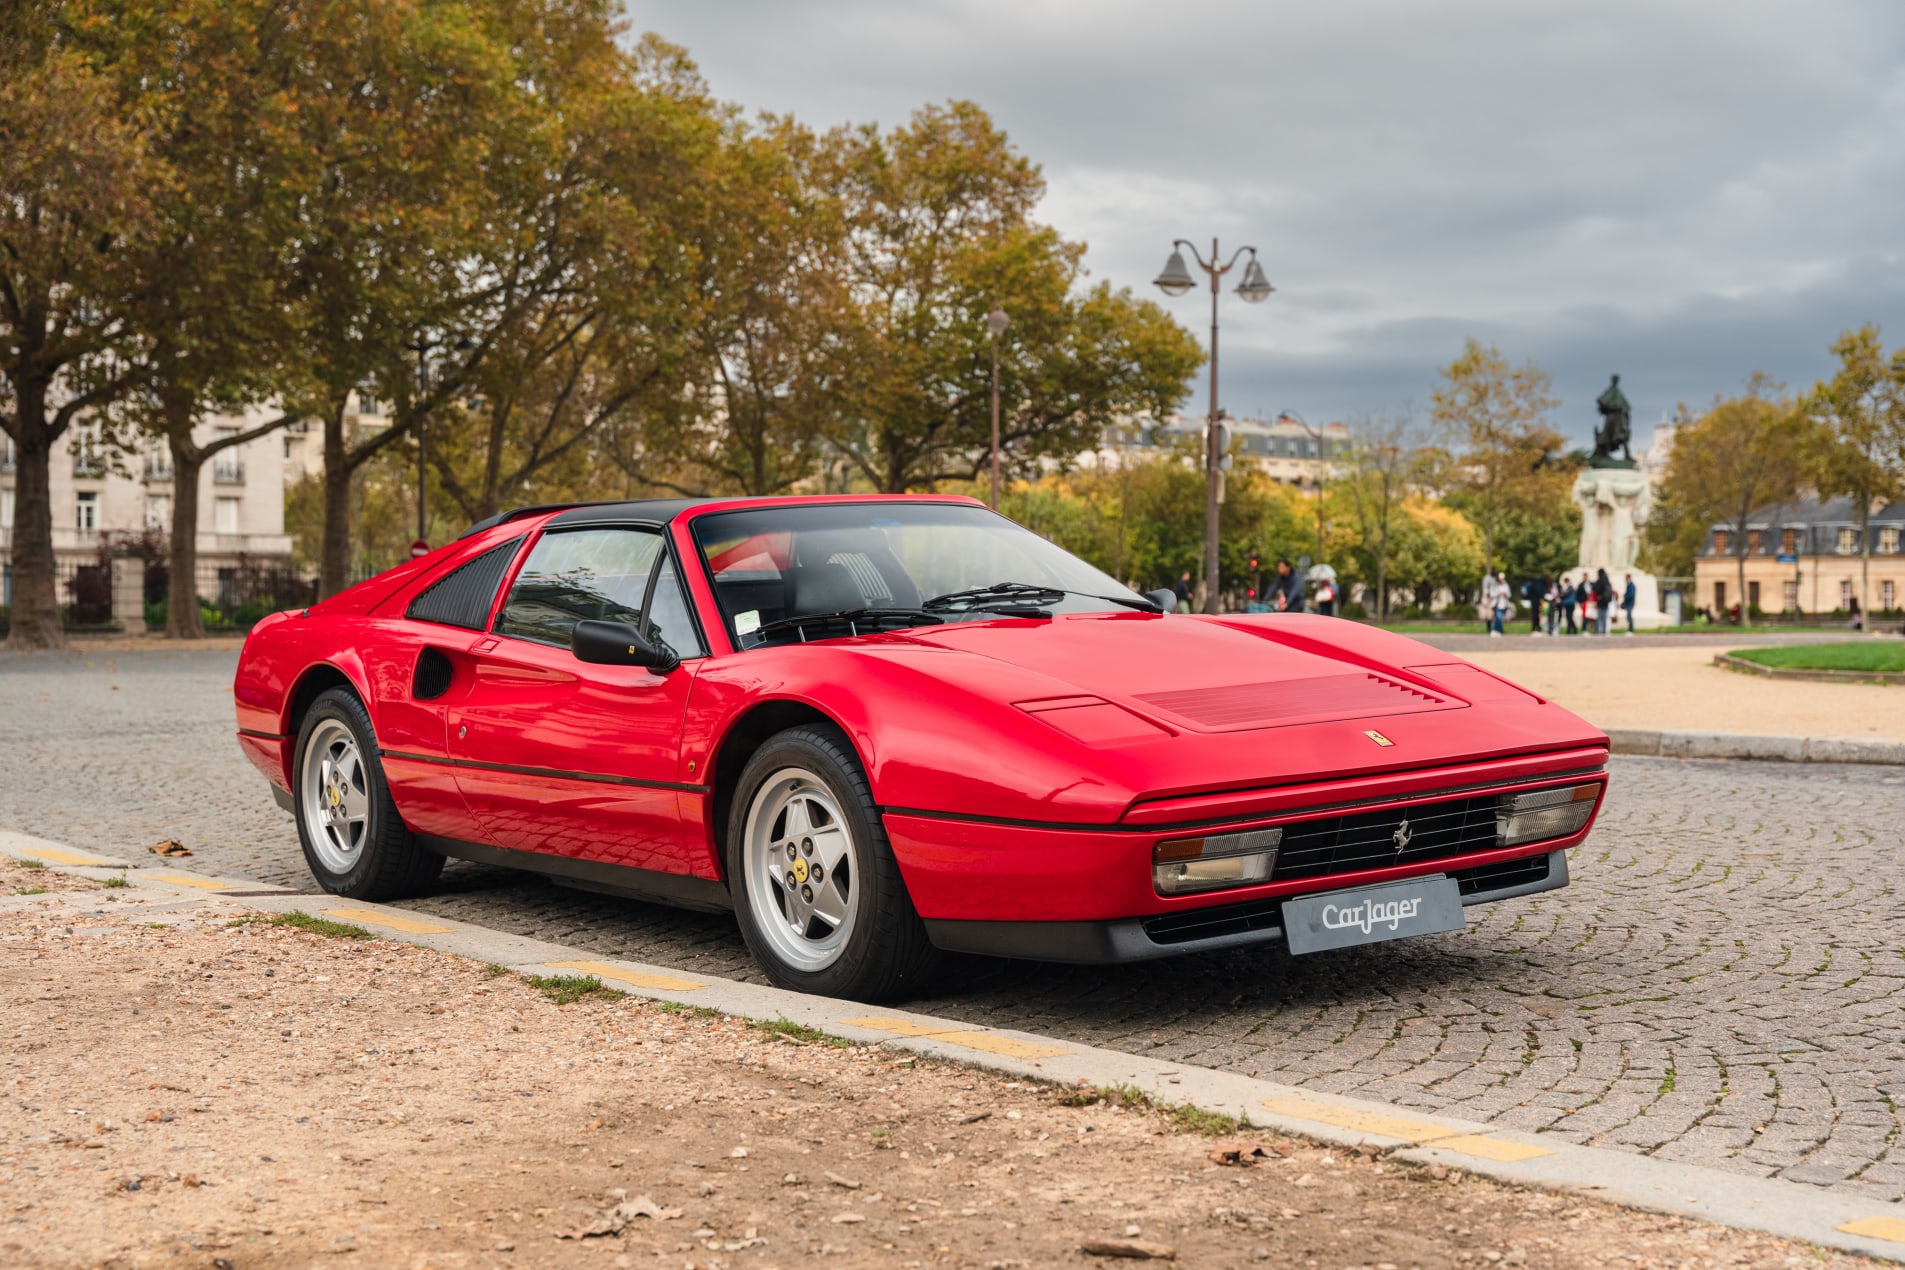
1462 644 1905 741
2 886 1889 1270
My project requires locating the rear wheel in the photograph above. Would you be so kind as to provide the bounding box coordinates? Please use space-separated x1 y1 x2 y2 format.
728 726 938 1001
293 687 443 900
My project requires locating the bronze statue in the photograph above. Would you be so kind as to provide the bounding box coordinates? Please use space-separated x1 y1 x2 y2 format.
1593 374 1634 465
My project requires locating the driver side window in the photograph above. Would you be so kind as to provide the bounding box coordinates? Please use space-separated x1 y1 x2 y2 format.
495 528 703 658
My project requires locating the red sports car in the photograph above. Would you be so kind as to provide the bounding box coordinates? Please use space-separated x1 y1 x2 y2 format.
233 495 1608 1000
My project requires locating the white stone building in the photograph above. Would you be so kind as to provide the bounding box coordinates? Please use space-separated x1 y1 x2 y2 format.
0 408 293 618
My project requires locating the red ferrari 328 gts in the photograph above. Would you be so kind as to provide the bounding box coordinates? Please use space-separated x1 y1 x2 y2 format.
233 495 1609 1000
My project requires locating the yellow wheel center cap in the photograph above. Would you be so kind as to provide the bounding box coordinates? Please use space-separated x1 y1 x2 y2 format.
791 858 809 884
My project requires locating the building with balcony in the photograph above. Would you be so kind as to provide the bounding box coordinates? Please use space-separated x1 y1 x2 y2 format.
1693 494 1905 617
1096 413 1352 486
0 409 293 613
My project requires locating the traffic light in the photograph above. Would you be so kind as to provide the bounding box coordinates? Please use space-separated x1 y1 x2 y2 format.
1247 553 1260 573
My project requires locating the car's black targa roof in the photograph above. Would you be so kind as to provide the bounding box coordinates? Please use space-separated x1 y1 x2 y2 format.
460 498 716 538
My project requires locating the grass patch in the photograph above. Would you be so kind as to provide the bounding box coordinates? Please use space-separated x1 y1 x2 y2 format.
270 910 376 940
657 1000 720 1019
14 887 48 896
754 1017 851 1047
16 858 45 871
482 963 512 978
1051 1083 1241 1135
522 973 623 1005
100 875 129 888
1730 642 1905 674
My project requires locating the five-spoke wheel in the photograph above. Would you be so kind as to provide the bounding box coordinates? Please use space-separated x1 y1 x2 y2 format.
291 686 443 900
728 726 939 1000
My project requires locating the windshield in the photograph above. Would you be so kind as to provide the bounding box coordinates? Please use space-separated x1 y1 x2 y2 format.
692 501 1146 650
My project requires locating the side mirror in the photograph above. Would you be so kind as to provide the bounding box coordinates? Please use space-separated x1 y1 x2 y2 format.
572 619 680 673
1144 588 1178 614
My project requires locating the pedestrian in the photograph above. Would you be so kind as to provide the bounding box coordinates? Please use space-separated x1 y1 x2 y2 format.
1560 573 1578 634
1314 573 1337 617
1544 576 1562 635
1575 575 1593 634
1593 568 1613 635
1621 573 1637 635
1174 570 1192 610
1848 595 1864 631
1484 569 1511 637
1522 576 1545 634
1269 559 1304 613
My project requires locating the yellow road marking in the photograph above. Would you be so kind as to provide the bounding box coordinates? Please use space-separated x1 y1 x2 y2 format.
842 1017 1068 1060
17 847 119 867
545 960 704 992
320 908 451 935
1260 1095 1464 1143
1840 1216 1905 1243
1433 1134 1555 1163
146 873 233 891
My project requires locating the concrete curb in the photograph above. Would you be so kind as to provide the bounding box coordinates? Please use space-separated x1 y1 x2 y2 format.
1606 728 1905 765
1713 651 1905 686
5 826 1903 1262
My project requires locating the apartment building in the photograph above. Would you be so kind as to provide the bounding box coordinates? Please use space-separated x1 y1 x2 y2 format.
1693 495 1905 616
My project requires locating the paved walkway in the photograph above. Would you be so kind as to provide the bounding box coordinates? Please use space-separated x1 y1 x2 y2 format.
5 645 1904 1202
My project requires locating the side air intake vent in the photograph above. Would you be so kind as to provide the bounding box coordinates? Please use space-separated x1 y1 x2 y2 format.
406 538 523 630
412 648 455 700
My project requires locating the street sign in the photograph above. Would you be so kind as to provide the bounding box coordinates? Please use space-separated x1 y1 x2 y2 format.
1776 553 1797 564
410 538 431 559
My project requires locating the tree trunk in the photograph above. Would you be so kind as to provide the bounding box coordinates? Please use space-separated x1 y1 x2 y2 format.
1736 547 1749 628
165 436 206 639
319 403 352 599
1859 497 1871 618
3 425 62 651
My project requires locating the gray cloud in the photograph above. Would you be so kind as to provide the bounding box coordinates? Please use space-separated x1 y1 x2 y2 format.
633 0 1905 448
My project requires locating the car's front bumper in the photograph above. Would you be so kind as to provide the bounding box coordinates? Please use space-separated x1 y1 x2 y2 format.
921 849 1568 964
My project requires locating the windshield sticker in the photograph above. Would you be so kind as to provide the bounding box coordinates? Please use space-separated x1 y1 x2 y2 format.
735 610 761 636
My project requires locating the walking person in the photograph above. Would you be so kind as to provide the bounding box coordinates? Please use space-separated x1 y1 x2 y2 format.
1313 573 1337 617
1269 559 1304 614
1575 575 1593 635
1621 573 1637 635
1593 568 1613 635
1848 595 1864 631
1560 574 1577 634
1522 576 1546 634
1174 570 1193 611
1484 569 1511 636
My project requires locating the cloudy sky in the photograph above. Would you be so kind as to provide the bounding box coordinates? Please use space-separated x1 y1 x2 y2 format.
635 0 1905 451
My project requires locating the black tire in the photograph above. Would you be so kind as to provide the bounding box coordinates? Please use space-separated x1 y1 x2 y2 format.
727 725 939 1001
291 686 444 900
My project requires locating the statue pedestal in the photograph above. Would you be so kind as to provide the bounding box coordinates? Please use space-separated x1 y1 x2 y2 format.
1572 466 1670 628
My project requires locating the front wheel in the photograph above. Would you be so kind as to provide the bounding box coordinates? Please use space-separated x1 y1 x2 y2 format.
728 726 938 1001
292 687 443 900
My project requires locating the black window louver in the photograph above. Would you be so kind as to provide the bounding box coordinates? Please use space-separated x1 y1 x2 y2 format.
405 538 523 630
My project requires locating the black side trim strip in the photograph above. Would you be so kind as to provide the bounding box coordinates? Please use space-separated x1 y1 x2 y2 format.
381 749 710 795
417 834 731 913
238 727 288 742
885 764 1608 835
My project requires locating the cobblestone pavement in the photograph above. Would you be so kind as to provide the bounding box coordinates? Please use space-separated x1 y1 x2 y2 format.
6 646 1904 1201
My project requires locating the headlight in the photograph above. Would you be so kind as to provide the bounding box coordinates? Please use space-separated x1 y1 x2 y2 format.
1153 828 1282 895
1496 783 1598 846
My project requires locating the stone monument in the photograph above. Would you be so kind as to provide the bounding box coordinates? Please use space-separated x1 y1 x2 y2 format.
1572 374 1669 627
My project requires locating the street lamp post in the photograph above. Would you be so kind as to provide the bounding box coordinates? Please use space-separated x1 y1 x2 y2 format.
1278 409 1329 568
1154 239 1273 612
985 307 1009 508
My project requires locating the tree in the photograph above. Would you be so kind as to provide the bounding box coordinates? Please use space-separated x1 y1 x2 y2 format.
0 13 155 649
1652 373 1805 626
825 102 1202 493
1330 411 1427 621
94 0 313 637
1429 339 1568 579
1807 325 1905 614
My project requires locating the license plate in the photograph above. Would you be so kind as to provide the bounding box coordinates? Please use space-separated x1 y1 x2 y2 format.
1281 876 1465 954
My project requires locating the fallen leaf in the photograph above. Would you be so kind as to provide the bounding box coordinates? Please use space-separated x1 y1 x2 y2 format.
148 839 192 858
1208 1140 1278 1167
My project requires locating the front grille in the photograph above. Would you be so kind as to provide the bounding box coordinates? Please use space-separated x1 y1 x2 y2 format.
1450 853 1550 896
1142 897 1283 945
1271 794 1500 882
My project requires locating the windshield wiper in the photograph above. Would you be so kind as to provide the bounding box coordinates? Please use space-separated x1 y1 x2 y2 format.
749 608 944 644
923 581 1161 614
